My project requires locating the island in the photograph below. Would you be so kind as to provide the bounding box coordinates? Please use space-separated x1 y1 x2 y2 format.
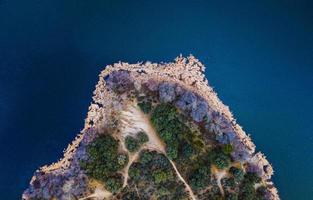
23 55 279 200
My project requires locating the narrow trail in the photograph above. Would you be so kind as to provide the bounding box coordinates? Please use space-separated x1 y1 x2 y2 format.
122 149 140 187
169 160 197 200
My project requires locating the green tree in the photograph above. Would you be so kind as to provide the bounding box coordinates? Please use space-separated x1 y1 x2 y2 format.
138 101 152 114
125 136 140 152
105 175 123 193
80 135 126 182
137 131 149 144
229 167 244 182
189 166 211 190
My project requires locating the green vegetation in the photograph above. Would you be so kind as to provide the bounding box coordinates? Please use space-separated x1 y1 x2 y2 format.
137 131 149 144
208 148 231 169
225 193 238 200
189 165 211 190
125 131 149 153
138 100 152 114
105 175 123 193
222 144 233 155
151 103 205 160
80 99 266 199
79 135 127 193
239 172 262 200
153 169 174 184
229 166 245 183
127 150 189 199
125 136 140 152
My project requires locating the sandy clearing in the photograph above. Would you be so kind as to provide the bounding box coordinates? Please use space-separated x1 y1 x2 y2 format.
119 103 198 199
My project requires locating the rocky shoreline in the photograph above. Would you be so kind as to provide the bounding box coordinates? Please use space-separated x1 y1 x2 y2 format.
23 55 279 200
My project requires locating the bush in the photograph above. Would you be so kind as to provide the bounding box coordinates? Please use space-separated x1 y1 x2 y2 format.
117 154 128 167
166 144 178 160
244 172 261 184
140 150 153 164
229 167 244 182
239 182 255 200
209 149 231 169
238 172 262 200
152 169 174 184
125 136 140 152
222 144 233 155
182 142 195 158
128 163 141 181
138 101 152 114
137 131 149 144
105 175 123 192
221 177 236 189
189 166 211 190
225 193 238 200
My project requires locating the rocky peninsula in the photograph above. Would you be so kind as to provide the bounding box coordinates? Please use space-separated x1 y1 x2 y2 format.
23 55 279 200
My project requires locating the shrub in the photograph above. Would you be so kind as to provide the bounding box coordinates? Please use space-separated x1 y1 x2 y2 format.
152 169 174 184
189 166 211 190
209 148 231 169
140 150 153 164
125 136 140 152
222 144 233 155
229 167 244 182
238 172 262 200
137 131 149 144
138 101 152 114
121 188 140 200
221 177 236 189
150 152 171 169
244 172 261 184
105 175 123 192
117 154 128 167
239 182 255 200
225 193 238 200
128 163 141 181
182 142 195 158
166 144 178 160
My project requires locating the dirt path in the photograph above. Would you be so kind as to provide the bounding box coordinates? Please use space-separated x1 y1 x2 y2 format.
169 160 197 200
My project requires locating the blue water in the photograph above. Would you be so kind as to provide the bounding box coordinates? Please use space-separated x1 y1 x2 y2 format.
1 1 312 199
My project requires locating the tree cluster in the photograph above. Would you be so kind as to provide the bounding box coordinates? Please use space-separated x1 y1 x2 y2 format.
125 131 149 153
79 135 127 193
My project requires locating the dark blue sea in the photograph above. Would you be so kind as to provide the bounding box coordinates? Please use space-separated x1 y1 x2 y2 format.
0 1 312 199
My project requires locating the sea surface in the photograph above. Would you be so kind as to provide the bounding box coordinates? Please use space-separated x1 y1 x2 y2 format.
0 1 312 199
